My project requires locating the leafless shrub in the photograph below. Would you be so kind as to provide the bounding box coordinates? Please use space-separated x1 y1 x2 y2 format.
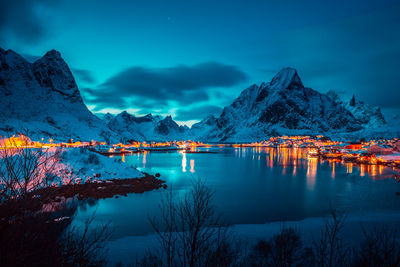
249 239 272 266
269 227 304 266
205 227 245 267
312 207 348 267
248 226 312 267
143 178 238 267
60 212 113 266
352 226 400 266
0 133 112 266
0 135 62 202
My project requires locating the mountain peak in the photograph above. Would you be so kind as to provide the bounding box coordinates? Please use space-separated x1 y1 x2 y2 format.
120 111 130 117
163 115 174 122
32 48 81 100
350 95 356 106
34 49 65 67
42 49 62 60
270 67 303 90
0 47 117 142
0 47 15 55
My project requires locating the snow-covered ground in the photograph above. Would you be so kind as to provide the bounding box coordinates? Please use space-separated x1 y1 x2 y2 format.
33 147 144 187
58 148 144 184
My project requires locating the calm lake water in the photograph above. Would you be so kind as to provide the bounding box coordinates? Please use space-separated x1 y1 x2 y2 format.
74 147 400 240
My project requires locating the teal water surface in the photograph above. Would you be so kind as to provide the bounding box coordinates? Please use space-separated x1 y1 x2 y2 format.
74 147 400 239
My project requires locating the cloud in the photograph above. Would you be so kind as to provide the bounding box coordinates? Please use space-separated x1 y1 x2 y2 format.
72 69 97 84
85 62 247 111
175 105 222 121
0 0 59 43
251 3 400 110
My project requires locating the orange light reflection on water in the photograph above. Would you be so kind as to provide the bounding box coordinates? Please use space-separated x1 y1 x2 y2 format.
346 163 353 174
306 157 317 190
182 152 187 172
190 159 195 173
360 164 365 176
260 147 392 180
142 151 147 168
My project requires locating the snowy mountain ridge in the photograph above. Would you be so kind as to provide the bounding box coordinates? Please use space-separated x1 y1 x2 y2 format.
0 47 395 142
0 47 186 142
0 47 121 142
107 111 187 142
191 68 390 142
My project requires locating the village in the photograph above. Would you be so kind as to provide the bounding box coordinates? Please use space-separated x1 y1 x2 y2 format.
2 134 400 171
242 136 400 170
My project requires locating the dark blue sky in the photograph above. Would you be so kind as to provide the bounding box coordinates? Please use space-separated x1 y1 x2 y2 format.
1 0 399 125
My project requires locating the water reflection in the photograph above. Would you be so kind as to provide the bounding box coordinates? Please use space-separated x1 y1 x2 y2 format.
262 147 309 169
229 147 397 179
370 164 377 177
307 157 317 190
346 163 353 174
142 151 147 168
130 147 397 179
360 164 365 177
76 146 400 238
190 159 195 173
181 151 187 172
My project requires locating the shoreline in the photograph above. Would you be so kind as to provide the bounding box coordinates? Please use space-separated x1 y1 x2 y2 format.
34 173 166 201
0 173 166 215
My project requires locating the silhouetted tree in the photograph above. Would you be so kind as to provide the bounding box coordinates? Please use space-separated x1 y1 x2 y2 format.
312 208 348 267
352 226 400 266
144 179 238 267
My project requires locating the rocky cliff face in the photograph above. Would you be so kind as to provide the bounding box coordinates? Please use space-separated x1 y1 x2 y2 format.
0 47 117 142
192 68 387 141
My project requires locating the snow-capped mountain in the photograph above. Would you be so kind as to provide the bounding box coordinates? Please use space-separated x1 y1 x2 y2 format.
0 47 392 143
102 113 115 124
0 46 190 142
327 92 386 128
192 68 388 142
191 115 217 139
376 113 400 138
107 111 187 142
0 47 118 142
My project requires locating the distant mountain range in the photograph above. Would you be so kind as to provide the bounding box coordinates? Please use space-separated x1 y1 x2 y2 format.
0 47 396 142
106 111 188 142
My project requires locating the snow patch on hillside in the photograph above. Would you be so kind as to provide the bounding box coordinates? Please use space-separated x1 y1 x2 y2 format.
59 148 143 182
